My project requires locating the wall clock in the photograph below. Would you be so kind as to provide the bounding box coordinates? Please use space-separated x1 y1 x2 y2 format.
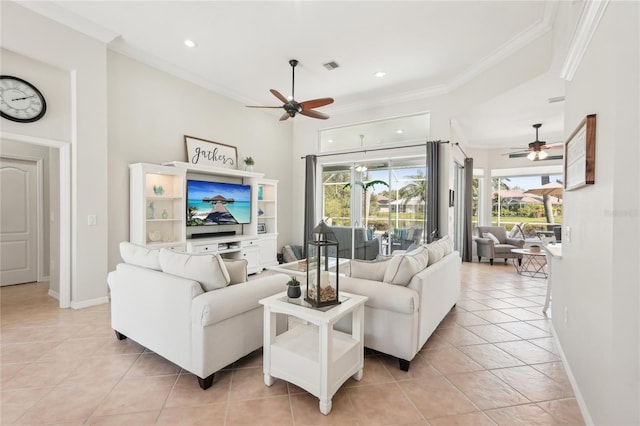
0 75 47 123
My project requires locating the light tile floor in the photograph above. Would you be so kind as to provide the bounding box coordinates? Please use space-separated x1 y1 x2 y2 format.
1 261 585 425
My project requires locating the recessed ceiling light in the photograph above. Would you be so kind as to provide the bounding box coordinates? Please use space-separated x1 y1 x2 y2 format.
396 129 404 134
184 39 197 48
374 71 386 78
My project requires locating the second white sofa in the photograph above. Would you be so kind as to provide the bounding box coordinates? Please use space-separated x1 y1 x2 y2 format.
337 237 461 371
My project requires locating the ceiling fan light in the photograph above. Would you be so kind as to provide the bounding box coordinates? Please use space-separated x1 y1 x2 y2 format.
538 150 548 160
527 151 537 160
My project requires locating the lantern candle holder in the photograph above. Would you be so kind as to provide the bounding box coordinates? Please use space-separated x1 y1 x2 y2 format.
305 221 340 308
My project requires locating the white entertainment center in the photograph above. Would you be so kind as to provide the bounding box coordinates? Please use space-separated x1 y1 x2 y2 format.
129 162 278 274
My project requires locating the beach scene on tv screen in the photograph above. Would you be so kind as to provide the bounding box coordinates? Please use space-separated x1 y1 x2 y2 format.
187 180 251 225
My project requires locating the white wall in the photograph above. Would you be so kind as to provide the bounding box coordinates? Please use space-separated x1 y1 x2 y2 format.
2 1 108 305
553 1 639 424
106 52 294 268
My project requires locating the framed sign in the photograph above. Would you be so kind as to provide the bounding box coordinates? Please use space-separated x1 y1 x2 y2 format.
184 135 237 169
564 114 596 191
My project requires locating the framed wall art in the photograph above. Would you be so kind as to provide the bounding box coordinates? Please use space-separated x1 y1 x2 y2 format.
184 135 238 169
564 114 596 191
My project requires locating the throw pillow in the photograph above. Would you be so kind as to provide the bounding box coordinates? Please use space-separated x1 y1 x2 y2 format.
426 242 445 266
404 246 429 270
282 245 297 263
159 249 230 291
483 232 500 244
383 254 422 286
438 235 454 255
291 245 303 260
223 259 248 285
119 241 161 271
350 259 390 281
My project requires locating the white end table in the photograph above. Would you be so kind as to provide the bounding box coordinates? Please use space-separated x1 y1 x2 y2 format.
259 291 368 415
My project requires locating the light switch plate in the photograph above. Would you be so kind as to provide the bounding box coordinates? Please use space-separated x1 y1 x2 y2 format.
88 214 97 226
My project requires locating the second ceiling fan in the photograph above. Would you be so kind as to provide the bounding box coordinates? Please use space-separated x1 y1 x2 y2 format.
507 123 563 161
247 59 334 121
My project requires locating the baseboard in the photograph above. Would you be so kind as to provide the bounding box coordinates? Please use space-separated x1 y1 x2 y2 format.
48 289 60 300
550 322 595 426
70 296 109 309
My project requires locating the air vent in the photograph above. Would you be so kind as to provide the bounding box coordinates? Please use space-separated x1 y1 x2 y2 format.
548 96 565 103
323 61 340 70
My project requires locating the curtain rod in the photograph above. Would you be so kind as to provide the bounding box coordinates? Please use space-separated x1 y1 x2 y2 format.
453 142 469 159
300 140 449 159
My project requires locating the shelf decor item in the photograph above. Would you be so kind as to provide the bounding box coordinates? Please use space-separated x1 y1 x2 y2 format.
306 220 340 308
184 135 237 170
286 276 301 298
243 156 255 171
153 185 165 195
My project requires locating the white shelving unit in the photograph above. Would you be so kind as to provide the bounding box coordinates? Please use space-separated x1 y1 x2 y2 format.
257 178 278 235
128 161 279 273
129 163 186 249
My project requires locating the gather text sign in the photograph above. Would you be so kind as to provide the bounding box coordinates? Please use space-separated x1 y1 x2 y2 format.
184 135 237 170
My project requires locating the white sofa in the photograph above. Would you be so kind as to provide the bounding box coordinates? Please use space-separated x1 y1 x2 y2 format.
107 242 288 389
337 237 461 371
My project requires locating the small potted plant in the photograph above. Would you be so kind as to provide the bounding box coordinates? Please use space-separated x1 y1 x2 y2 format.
243 156 255 171
286 275 301 298
529 244 541 253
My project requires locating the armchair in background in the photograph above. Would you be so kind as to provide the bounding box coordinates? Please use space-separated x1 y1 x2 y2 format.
327 226 379 260
474 225 524 265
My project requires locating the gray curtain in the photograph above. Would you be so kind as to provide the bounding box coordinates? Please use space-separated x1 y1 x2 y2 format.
303 155 317 257
463 157 474 262
426 142 440 242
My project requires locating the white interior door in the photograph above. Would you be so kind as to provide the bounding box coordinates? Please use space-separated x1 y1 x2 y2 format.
1 157 38 286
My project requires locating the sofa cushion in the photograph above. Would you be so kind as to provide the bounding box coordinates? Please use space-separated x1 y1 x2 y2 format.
383 253 423 286
437 235 454 255
119 242 161 271
426 241 445 265
159 249 230 291
282 245 297 263
223 259 248 285
406 246 429 270
350 259 390 281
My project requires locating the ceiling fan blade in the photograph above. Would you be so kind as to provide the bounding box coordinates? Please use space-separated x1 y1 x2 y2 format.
300 109 329 120
546 155 564 160
508 153 529 158
299 97 334 110
279 112 290 121
246 105 282 109
270 89 289 104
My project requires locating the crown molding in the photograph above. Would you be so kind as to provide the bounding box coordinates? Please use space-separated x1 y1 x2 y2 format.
21 0 561 112
334 1 559 113
560 0 610 81
16 1 118 43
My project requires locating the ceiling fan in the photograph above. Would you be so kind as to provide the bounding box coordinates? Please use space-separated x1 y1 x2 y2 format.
506 123 563 161
246 59 334 121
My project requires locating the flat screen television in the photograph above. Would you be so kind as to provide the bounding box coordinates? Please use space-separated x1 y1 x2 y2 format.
186 179 251 226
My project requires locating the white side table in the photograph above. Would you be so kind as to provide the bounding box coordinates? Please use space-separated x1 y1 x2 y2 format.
259 291 368 415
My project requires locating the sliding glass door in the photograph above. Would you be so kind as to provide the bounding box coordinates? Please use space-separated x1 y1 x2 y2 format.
321 156 427 259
